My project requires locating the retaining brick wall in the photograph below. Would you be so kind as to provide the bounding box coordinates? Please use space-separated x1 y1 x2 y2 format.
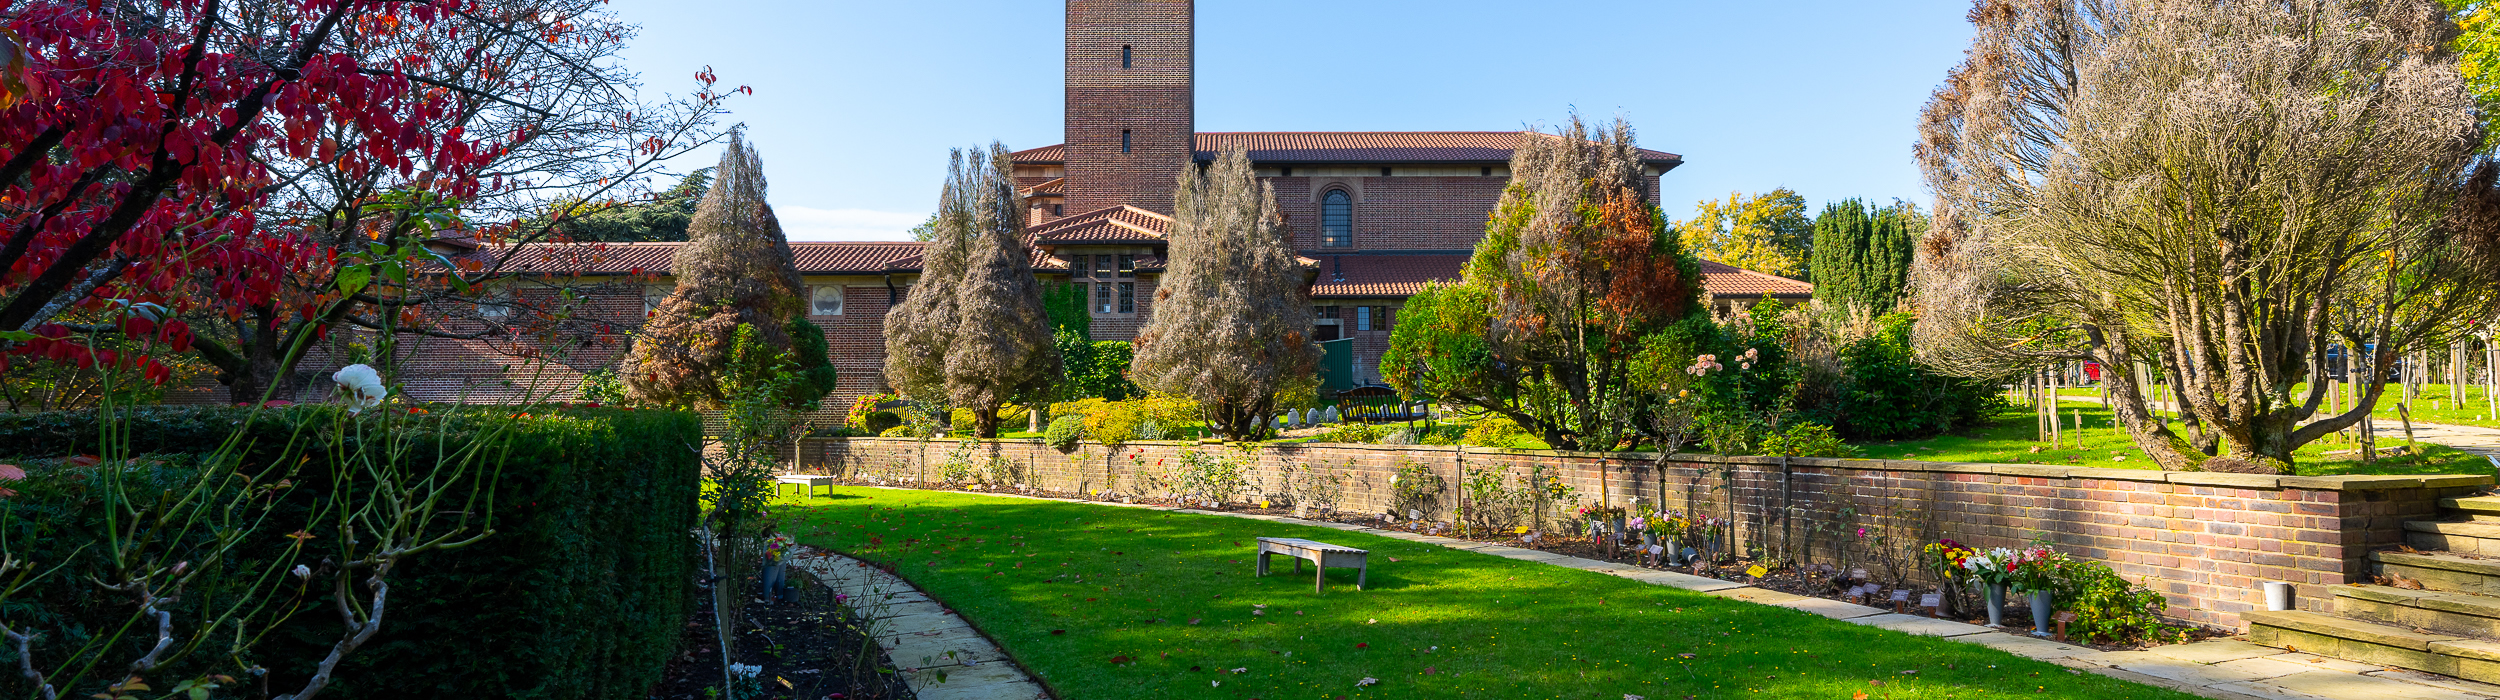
795 437 2489 632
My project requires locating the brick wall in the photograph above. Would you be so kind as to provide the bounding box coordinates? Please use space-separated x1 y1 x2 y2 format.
799 437 2486 632
1064 0 1192 215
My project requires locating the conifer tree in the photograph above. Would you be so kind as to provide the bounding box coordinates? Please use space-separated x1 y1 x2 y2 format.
1131 149 1321 439
1807 199 1920 313
882 145 1061 437
622 135 819 408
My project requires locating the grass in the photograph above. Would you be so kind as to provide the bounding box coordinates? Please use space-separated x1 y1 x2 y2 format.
2059 383 2500 430
780 487 2198 700
1860 400 2491 476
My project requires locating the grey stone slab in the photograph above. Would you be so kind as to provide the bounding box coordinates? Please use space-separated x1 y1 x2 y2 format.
879 610 976 633
2087 665 2269 699
2363 670 2500 699
1703 587 1807 605
2259 653 2385 675
887 628 1005 667
1766 595 1885 620
1957 632 2094 660
2227 670 2491 700
904 663 1050 700
2213 657 2332 681
1615 570 1746 591
2079 650 2285 686
2153 640 2298 664
1855 613 1993 637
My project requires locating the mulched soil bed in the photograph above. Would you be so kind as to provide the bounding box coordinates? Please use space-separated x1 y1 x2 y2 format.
651 560 916 699
829 478 2218 652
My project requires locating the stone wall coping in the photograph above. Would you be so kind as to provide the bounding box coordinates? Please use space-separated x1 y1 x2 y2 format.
808 437 2489 492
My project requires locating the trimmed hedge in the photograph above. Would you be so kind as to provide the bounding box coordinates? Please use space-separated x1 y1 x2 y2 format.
0 405 702 700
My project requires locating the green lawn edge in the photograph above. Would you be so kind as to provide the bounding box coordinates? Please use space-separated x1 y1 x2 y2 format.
778 487 2202 700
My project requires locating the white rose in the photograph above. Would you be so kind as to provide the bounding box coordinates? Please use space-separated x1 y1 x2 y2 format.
292 564 312 579
331 364 387 414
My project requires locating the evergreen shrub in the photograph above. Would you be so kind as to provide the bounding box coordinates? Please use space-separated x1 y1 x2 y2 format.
0 405 701 700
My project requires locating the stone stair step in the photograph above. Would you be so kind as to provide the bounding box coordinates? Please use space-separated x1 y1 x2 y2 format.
2375 551 2500 596
2244 609 2500 683
2441 497 2500 522
2334 584 2500 640
2405 521 2500 555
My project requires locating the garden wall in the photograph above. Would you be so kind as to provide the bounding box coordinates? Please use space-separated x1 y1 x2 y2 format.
797 437 2490 632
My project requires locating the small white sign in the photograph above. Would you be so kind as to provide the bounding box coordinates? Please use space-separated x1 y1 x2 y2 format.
1648 545 1664 555
1890 590 1912 603
1850 568 1870 581
1920 593 1943 608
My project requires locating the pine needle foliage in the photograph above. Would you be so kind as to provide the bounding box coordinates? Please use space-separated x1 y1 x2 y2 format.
1130 149 1320 439
1384 115 1702 451
621 134 810 408
881 144 1060 437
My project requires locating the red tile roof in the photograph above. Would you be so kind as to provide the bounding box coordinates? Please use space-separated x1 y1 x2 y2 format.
432 241 928 276
1009 132 1682 167
1309 254 1469 298
1029 205 1173 243
1698 260 1814 298
1022 177 1065 196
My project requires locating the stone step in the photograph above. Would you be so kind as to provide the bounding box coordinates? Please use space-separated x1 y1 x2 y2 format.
2333 583 2500 640
2442 496 2500 522
2244 609 2500 683
2406 520 2500 555
2375 551 2500 597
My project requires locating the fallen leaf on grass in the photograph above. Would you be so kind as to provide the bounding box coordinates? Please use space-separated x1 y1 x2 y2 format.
1854 693 1869 700
1356 677 1379 687
1367 618 1378 624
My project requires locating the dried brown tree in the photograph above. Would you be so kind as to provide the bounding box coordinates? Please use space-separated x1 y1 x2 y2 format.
1130 149 1320 439
620 134 807 407
1912 0 2500 472
880 145 1060 437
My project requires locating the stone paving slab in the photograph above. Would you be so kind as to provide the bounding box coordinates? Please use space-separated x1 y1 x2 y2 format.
1960 632 2094 659
1702 587 1806 605
1768 596 1886 620
2153 640 2290 664
2221 669 2490 700
792 550 1050 699
2263 653 2383 674
1853 613 1993 638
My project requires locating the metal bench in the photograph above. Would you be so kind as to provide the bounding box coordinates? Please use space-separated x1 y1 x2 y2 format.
775 474 837 498
1256 537 1368 593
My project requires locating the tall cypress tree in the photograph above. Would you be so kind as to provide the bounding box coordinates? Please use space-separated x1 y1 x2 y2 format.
882 144 1061 437
621 134 830 408
1808 199 1919 313
1130 148 1321 439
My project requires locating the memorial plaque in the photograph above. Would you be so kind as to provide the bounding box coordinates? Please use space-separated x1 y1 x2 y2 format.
1890 590 1912 603
1648 544 1664 555
2053 611 2078 623
1850 568 1870 581
1920 593 1943 608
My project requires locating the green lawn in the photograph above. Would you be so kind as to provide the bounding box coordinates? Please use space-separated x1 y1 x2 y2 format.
781 487 2197 700
2059 383 2500 430
1861 400 2491 476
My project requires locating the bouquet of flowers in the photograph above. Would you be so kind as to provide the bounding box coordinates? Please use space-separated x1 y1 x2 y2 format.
1925 539 1976 581
1961 547 2023 586
2007 545 2066 592
765 532 796 564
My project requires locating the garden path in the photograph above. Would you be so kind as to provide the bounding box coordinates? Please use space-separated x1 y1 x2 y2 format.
838 486 2500 700
786 550 1051 700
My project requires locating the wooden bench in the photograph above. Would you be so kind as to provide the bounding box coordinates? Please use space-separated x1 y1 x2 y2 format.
1256 537 1368 593
775 474 837 498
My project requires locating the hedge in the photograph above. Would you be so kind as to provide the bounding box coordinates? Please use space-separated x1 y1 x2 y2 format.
0 405 702 700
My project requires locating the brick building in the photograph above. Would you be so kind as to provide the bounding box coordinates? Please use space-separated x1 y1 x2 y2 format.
169 0 1811 408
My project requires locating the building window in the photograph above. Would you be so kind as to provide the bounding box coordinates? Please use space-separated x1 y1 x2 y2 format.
478 288 514 319
1314 305 1337 319
1096 282 1114 314
1321 190 1352 247
1356 305 1371 331
1052 203 1064 216
811 285 844 316
1377 306 1393 330
1380 167 1392 177
1117 254 1134 278
1094 255 1115 277
1482 166 1493 176
644 286 668 315
1121 129 1132 154
1122 44 1132 69
1118 282 1135 313
1070 255 1089 278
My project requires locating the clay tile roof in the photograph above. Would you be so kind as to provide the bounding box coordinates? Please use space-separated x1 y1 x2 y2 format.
1029 205 1172 243
1310 254 1469 298
1698 259 1814 298
789 242 927 273
1010 132 1682 167
1021 177 1065 196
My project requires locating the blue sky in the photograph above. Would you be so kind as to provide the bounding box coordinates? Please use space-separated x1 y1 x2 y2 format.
607 1 1977 240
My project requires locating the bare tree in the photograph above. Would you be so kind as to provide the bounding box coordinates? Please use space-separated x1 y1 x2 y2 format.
881 145 1060 437
1130 148 1320 439
1912 0 2500 472
621 134 807 408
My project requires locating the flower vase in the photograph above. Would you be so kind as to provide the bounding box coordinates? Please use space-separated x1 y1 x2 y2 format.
1980 582 2007 627
2029 589 2055 637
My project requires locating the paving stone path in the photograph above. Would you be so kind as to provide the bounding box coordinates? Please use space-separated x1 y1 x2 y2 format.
816 486 2500 700
785 551 1050 700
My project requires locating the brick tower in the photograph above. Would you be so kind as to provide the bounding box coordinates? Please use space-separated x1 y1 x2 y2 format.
1063 0 1193 215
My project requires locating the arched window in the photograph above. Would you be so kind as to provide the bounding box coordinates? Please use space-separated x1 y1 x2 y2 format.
1321 189 1352 247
